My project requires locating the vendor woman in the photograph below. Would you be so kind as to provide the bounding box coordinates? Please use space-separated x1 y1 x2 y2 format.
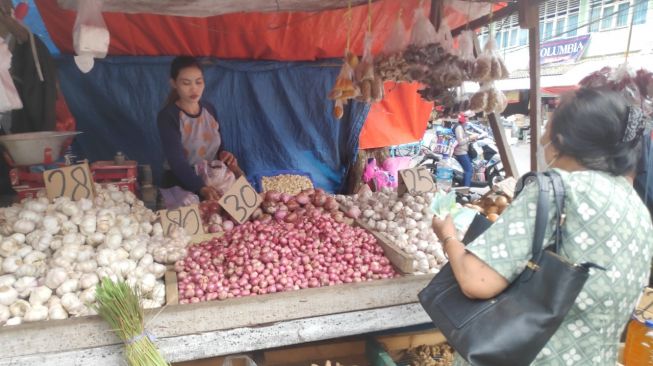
157 56 242 201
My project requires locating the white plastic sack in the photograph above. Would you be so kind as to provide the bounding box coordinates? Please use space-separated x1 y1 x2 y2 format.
197 160 237 196
73 0 109 73
0 37 23 112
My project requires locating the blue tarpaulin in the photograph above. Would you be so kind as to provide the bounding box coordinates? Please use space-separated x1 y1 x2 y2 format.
57 56 369 193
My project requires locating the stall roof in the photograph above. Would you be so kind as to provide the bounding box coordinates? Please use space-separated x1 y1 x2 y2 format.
35 0 506 60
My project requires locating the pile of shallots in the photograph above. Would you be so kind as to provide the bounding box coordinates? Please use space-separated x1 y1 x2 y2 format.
175 209 397 303
0 185 189 326
336 189 446 274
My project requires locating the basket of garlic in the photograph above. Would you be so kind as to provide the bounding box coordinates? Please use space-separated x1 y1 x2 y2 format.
0 184 190 326
336 188 448 275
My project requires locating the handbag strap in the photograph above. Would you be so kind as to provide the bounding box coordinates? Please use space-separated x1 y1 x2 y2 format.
520 172 554 281
545 171 566 253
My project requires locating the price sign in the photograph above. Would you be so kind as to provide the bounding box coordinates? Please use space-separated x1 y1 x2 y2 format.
398 167 436 195
218 176 262 224
43 162 95 201
158 205 204 237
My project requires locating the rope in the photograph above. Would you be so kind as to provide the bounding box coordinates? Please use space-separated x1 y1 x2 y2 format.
345 0 352 55
367 0 372 33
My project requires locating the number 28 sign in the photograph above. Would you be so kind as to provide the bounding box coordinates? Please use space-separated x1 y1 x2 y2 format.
218 176 262 224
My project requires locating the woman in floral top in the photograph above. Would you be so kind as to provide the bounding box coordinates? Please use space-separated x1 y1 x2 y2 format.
433 89 653 365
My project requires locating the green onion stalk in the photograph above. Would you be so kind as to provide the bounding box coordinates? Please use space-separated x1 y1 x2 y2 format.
93 278 169 366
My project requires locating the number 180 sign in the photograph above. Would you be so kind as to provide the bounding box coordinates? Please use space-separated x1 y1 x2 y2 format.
218 176 262 224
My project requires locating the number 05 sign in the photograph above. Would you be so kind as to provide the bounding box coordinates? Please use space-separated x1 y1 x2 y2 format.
218 176 262 224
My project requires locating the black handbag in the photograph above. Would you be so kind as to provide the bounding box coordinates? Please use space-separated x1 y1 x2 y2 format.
418 171 603 366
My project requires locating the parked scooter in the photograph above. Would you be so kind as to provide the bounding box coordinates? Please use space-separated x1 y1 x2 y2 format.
414 133 505 188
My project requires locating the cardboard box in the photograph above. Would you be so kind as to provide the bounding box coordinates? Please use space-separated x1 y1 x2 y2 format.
633 287 653 323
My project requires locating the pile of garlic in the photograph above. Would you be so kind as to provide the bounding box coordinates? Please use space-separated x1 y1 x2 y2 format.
0 185 190 326
336 189 446 274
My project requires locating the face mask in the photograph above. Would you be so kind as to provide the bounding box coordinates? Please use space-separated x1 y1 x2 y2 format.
537 140 558 171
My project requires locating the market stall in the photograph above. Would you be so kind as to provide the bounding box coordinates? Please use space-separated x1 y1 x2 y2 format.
0 0 541 364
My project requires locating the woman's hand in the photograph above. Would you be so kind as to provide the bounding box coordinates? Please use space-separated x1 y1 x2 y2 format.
219 151 244 178
199 186 221 201
218 151 237 167
432 215 456 243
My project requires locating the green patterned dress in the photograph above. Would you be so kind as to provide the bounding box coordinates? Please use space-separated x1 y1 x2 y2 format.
453 169 653 366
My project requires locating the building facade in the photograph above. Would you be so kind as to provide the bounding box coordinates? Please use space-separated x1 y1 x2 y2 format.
480 0 653 93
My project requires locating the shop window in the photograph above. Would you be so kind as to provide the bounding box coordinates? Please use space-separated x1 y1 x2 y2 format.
555 18 566 37
567 14 579 35
544 21 554 40
589 7 601 31
617 2 630 26
519 29 528 46
601 6 616 29
634 0 648 24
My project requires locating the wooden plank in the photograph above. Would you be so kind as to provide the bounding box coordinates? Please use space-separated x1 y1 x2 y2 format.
488 113 518 178
0 303 431 366
57 0 376 17
165 269 179 306
528 7 542 172
375 330 446 352
0 275 432 359
451 2 519 37
353 219 415 274
264 338 366 366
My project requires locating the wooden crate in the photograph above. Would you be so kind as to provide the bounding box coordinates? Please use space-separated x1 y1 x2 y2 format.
353 219 415 274
264 338 368 366
371 330 449 366
173 355 255 366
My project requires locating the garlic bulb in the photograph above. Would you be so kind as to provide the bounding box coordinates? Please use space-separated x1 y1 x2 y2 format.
48 304 68 320
55 279 79 297
0 275 16 287
0 286 18 306
0 304 9 324
5 316 22 326
45 268 68 289
29 286 52 305
12 219 35 234
23 304 48 322
9 299 30 317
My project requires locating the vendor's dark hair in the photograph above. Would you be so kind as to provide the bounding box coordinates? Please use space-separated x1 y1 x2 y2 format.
550 88 641 176
164 56 203 105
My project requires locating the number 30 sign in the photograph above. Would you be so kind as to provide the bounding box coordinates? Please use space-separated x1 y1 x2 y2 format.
218 176 262 224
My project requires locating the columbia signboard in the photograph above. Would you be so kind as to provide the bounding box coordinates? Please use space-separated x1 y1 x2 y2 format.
540 34 591 65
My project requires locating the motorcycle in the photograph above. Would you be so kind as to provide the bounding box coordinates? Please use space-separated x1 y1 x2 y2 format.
413 136 505 188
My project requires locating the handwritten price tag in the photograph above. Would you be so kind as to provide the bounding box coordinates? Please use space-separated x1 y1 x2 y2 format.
398 167 436 195
158 205 205 237
218 176 262 224
43 163 95 201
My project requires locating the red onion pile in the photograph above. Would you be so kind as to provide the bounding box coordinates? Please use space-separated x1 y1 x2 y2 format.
175 210 397 304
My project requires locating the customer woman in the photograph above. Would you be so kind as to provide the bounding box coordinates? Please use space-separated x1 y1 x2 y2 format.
157 56 242 201
433 89 652 365
452 113 477 187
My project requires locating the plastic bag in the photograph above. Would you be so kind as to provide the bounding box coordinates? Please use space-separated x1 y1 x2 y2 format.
409 7 439 47
159 186 200 210
473 34 509 82
383 16 408 55
0 37 22 112
197 160 236 195
355 32 383 103
222 356 257 366
73 0 109 73
329 53 359 117
457 30 475 62
438 23 454 54
382 156 412 184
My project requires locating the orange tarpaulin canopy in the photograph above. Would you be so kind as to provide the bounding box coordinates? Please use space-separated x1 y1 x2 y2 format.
35 0 504 148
